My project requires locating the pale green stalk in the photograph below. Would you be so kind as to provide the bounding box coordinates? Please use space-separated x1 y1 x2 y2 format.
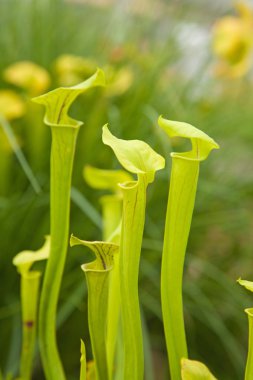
245 308 253 380
84 165 131 379
237 279 253 379
100 194 122 240
13 236 50 380
80 340 86 380
39 126 78 380
101 194 122 379
70 236 119 380
20 272 41 380
161 157 198 375
118 178 147 380
102 125 165 380
33 69 105 380
158 116 219 380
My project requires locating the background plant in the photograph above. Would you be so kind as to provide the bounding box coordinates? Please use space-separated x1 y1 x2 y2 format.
1 1 253 379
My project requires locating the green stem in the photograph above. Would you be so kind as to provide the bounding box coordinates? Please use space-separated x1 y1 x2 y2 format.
100 195 122 242
80 340 86 380
101 124 164 380
20 271 41 380
158 116 218 380
119 176 147 380
85 268 110 380
245 308 253 380
161 157 199 380
39 126 79 380
100 195 122 380
70 237 118 380
32 68 105 380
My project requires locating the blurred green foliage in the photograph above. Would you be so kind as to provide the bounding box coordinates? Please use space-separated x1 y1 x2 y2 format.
1 1 253 379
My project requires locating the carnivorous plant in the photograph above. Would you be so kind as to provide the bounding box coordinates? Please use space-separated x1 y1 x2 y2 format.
158 116 219 380
33 69 105 380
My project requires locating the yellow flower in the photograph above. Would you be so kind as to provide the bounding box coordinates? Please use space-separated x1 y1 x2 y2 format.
0 90 25 152
0 90 26 120
105 66 134 97
212 1 253 77
54 54 97 86
3 61 51 95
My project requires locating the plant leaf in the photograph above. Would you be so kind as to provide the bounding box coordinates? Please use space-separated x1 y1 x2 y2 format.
181 358 217 379
101 128 164 380
245 308 253 380
84 165 132 192
158 116 219 161
118 180 146 380
100 194 122 380
237 278 253 292
70 235 119 380
83 167 125 380
102 125 165 183
12 235 50 274
35 71 106 380
159 116 219 379
20 271 41 380
80 340 86 380
70 235 118 271
33 68 105 128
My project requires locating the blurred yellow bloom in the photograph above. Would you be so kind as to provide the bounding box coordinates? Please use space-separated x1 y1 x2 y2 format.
105 66 134 97
213 17 251 64
212 1 253 77
0 90 25 153
54 54 133 95
0 90 26 120
54 54 97 86
3 61 51 95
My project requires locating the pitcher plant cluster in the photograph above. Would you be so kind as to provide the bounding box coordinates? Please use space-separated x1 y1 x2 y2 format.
8 68 252 380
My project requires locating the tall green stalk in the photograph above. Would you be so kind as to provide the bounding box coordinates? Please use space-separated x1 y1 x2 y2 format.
70 236 118 380
13 236 50 380
80 340 86 380
20 272 41 380
118 178 147 380
245 308 253 380
33 69 105 380
84 165 132 379
84 165 131 241
103 198 122 380
158 117 219 380
102 125 165 380
237 279 253 380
